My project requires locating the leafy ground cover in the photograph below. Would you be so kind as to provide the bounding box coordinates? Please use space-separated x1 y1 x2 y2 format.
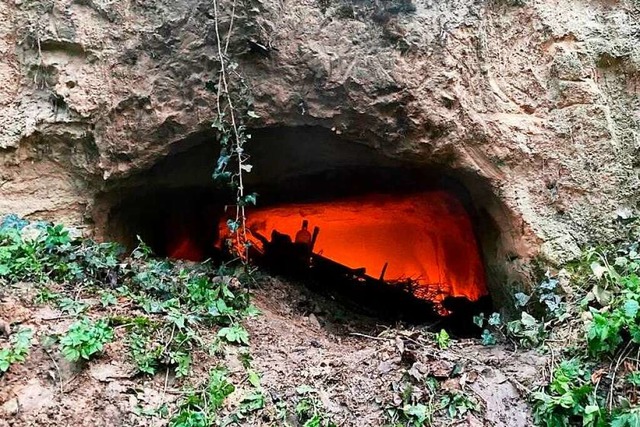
0 215 263 426
528 225 640 427
3 214 639 426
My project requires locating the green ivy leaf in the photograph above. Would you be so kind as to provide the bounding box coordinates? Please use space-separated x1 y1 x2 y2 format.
514 292 530 307
472 313 485 328
436 329 450 349
403 404 428 424
488 312 502 326
481 329 497 346
624 300 639 318
218 324 249 345
226 220 240 233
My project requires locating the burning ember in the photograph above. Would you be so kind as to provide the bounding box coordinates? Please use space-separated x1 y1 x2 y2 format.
219 191 488 304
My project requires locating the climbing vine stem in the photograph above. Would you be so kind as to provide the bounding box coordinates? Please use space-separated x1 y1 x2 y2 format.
211 0 257 261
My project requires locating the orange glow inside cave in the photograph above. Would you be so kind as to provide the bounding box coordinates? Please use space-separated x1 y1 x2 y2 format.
219 191 488 302
167 237 204 262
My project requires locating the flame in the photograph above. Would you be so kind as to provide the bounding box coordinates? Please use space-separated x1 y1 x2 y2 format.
220 191 488 302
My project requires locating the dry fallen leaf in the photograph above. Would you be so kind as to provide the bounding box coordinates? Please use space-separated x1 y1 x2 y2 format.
429 359 454 379
441 377 461 392
591 368 606 384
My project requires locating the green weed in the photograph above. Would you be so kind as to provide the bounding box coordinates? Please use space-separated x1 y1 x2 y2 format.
533 231 640 427
0 328 34 372
435 329 450 349
294 385 337 427
439 391 479 419
60 317 114 362
532 359 605 427
169 368 235 427
218 324 249 345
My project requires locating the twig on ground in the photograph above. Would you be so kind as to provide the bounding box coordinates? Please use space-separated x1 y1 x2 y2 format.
43 347 64 395
62 373 80 394
41 315 75 321
609 341 633 411
349 332 389 341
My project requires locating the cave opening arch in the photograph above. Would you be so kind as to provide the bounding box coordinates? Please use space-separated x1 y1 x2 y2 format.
94 126 526 327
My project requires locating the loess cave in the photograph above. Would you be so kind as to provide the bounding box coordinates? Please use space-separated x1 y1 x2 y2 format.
96 127 518 326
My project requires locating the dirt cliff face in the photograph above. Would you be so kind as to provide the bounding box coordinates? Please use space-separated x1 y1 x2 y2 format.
0 0 639 265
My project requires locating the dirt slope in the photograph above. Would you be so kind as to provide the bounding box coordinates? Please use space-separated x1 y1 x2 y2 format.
0 275 547 426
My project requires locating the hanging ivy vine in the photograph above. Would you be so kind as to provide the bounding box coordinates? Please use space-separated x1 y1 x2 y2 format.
208 0 260 261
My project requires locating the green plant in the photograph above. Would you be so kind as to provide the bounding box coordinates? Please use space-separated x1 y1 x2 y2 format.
220 368 266 425
169 348 192 378
507 311 546 348
532 359 606 427
584 278 640 357
573 241 640 358
439 391 478 419
169 368 235 427
435 329 450 349
476 271 567 350
626 371 640 387
0 225 46 282
400 403 430 426
1 215 259 424
0 215 125 286
221 391 266 425
481 329 497 346
99 291 118 307
473 312 502 346
128 327 163 375
530 234 640 427
34 286 60 304
58 297 88 316
294 385 337 427
475 309 546 348
218 324 249 345
611 407 640 427
239 391 265 412
384 369 440 426
536 275 568 320
0 328 34 372
60 317 114 362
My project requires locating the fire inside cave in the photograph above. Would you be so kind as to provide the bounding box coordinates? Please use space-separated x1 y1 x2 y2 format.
101 127 500 324
161 190 489 320
217 191 488 305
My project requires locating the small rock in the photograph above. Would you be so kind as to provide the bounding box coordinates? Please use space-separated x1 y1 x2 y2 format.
615 207 634 220
378 359 397 374
308 313 321 329
0 398 19 416
0 319 10 337
441 377 461 392
15 380 55 412
407 361 429 381
90 362 130 382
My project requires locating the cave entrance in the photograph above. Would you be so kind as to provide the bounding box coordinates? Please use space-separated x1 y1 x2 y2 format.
97 126 510 326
